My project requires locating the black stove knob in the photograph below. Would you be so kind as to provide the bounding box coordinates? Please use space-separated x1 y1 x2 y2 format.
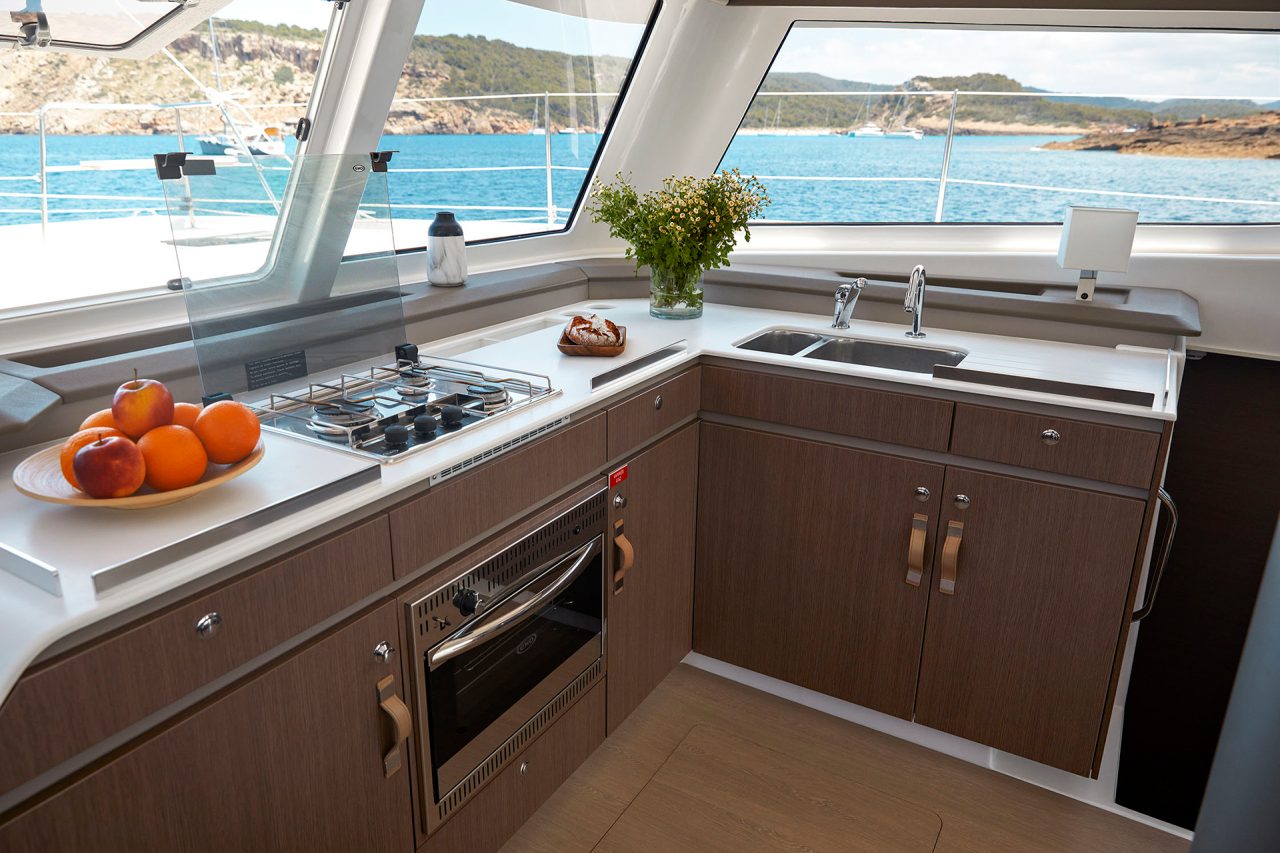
452 588 480 617
384 424 410 448
439 405 465 428
413 414 438 434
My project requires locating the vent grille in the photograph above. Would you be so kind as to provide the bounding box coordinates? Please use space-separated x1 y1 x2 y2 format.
411 491 606 640
430 416 570 484
436 658 603 822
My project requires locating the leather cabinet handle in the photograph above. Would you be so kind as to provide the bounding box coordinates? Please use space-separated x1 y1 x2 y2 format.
613 518 634 595
906 513 928 587
377 675 411 779
940 520 964 595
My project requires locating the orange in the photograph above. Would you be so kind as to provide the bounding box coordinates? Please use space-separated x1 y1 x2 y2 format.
137 425 208 492
60 427 127 489
193 401 261 465
78 408 117 431
172 402 202 429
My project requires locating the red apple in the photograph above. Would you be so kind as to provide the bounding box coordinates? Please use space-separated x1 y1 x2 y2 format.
111 371 174 439
73 436 146 499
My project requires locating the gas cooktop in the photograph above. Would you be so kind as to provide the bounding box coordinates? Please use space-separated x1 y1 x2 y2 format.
246 344 561 464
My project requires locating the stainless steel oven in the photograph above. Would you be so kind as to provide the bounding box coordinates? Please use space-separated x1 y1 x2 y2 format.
405 489 607 834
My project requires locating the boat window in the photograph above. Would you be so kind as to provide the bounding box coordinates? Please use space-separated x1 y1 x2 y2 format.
380 0 659 246
0 5 331 315
720 24 1280 226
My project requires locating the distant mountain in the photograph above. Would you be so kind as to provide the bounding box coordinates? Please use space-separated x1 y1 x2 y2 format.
1025 89 1269 121
743 70 1272 134
0 21 1268 138
0 21 635 135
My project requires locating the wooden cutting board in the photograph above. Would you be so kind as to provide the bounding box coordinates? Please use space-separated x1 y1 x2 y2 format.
593 725 942 852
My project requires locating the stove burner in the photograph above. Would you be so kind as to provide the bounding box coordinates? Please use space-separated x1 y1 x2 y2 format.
398 368 434 388
311 398 378 428
397 383 431 399
467 382 509 409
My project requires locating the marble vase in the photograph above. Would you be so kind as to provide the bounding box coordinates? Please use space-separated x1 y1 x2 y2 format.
427 212 467 286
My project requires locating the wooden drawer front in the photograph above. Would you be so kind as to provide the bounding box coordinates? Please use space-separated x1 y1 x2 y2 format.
427 681 605 853
701 366 953 452
390 414 607 577
950 404 1160 488
607 368 701 459
0 515 394 798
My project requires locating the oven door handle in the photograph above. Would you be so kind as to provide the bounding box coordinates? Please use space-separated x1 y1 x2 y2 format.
428 536 602 670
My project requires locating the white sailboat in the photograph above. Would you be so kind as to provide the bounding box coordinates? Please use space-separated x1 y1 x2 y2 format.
884 126 924 139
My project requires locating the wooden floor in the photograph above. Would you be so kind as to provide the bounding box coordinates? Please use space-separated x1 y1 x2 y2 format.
503 665 1190 853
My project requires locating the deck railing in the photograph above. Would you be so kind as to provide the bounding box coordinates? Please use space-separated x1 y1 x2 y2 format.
0 91 613 233
0 89 1276 233
746 88 1280 222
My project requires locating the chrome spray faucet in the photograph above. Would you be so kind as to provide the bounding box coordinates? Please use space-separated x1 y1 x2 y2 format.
904 265 927 338
832 277 866 329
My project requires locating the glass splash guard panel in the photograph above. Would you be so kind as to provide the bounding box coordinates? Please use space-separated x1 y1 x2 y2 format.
159 152 407 400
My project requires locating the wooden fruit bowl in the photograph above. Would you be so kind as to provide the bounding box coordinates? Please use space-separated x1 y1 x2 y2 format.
12 441 265 510
558 325 627 357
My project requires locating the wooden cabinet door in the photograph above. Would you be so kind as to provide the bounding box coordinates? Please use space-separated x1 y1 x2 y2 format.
606 423 699 733
694 423 945 719
0 602 414 853
914 468 1146 775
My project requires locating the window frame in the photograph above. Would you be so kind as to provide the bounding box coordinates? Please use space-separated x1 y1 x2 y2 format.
717 19 1280 229
382 0 664 252
0 0 237 58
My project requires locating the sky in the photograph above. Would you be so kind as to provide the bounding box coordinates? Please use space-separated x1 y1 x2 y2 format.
214 3 1278 100
777 26 1280 100
219 0 649 56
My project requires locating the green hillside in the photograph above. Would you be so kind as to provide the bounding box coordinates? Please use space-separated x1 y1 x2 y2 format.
743 73 894 129
403 34 634 127
913 74 1152 129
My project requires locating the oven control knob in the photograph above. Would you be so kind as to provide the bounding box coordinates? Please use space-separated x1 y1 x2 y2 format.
384 424 410 448
453 588 481 617
413 414 438 434
440 405 466 428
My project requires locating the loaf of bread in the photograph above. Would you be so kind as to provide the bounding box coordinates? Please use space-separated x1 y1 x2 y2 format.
565 314 621 346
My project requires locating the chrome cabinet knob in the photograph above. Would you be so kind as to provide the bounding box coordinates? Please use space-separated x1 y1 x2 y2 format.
195 612 222 639
374 641 394 662
953 495 971 510
914 487 931 502
1041 429 1062 446
613 493 627 509
519 761 530 777
653 395 663 411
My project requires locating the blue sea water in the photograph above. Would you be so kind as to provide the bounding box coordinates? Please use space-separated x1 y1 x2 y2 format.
0 132 1275 229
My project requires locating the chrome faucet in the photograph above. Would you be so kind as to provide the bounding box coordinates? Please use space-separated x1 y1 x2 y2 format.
904 265 927 338
832 278 866 329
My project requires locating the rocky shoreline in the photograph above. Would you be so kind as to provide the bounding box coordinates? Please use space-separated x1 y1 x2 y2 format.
1042 112 1280 159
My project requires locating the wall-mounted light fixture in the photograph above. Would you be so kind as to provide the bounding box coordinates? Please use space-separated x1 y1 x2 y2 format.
1057 206 1139 303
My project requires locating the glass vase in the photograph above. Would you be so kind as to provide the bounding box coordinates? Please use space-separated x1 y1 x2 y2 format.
648 267 704 319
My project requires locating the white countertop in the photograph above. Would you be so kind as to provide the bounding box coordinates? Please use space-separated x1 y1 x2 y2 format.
0 298 1180 704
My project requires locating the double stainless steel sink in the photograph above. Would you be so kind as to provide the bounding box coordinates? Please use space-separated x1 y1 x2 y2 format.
735 329 966 374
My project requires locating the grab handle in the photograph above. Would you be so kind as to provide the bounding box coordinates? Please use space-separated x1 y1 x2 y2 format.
906 513 928 587
377 675 411 779
613 519 635 595
940 520 964 595
429 537 601 668
1133 489 1178 622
